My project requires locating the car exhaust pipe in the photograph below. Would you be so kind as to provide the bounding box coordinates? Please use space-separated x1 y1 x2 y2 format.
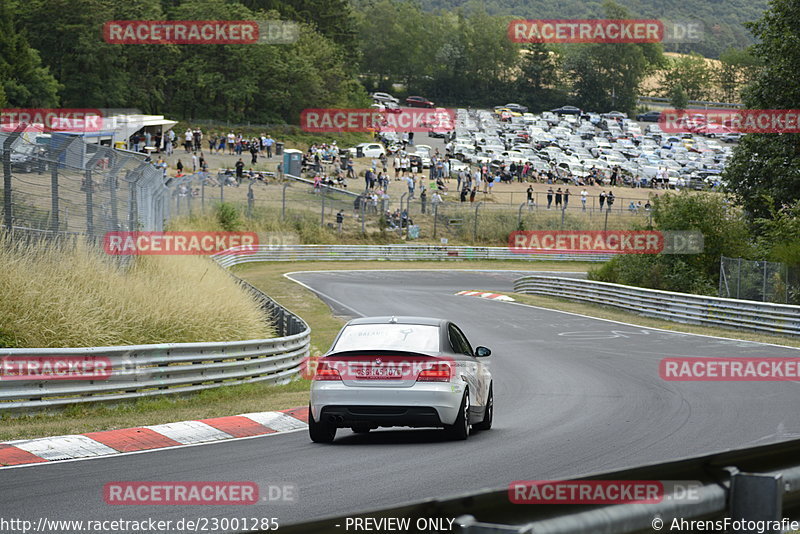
327 415 337 423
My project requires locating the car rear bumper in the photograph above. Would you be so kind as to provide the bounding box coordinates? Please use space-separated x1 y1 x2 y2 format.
310 383 462 427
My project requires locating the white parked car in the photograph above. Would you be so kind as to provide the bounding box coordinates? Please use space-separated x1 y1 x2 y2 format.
348 143 386 158
371 92 399 104
309 317 494 442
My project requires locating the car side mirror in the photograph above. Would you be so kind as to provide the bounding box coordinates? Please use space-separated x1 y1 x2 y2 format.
475 346 491 357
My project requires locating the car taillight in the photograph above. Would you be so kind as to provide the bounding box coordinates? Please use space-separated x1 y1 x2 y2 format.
313 361 341 381
416 362 452 382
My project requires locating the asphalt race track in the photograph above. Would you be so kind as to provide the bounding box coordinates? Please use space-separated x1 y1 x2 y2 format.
4 269 800 530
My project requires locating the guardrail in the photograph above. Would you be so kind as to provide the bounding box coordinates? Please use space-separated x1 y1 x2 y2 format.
0 267 310 412
277 436 800 533
514 275 800 337
213 244 613 268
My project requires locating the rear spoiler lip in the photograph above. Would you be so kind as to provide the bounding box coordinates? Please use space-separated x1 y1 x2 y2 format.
322 349 444 359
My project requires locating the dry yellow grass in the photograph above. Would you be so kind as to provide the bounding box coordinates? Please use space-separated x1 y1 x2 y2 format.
0 236 274 348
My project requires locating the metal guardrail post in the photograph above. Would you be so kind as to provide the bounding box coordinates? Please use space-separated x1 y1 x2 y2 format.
282 182 288 221
247 180 254 218
473 201 482 242
2 125 24 231
433 203 439 238
49 143 60 234
320 187 326 227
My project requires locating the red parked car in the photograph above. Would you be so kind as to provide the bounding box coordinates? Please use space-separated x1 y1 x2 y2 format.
405 96 435 108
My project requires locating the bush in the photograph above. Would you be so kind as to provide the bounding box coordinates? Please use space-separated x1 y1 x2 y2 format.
588 192 752 295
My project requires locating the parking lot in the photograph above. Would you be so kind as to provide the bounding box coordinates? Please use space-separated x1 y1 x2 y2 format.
370 101 734 196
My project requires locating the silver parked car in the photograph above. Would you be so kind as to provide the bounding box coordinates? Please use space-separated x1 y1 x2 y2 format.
309 316 494 443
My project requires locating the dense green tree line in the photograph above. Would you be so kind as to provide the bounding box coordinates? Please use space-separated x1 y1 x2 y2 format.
0 0 767 119
409 0 766 58
2 0 368 122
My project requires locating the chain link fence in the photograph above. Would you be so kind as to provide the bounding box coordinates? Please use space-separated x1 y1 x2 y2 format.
719 256 800 304
1 124 168 243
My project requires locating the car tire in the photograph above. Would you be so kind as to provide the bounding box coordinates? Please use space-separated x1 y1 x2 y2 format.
444 390 470 441
309 407 337 443
473 385 493 431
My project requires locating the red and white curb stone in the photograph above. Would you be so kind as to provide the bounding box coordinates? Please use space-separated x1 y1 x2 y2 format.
456 290 515 302
0 406 308 467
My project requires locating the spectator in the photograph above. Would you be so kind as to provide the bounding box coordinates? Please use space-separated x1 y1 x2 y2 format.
469 187 477 203
235 158 245 182
432 190 443 211
606 191 615 211
555 187 562 209
563 188 570 210
581 188 588 211
420 188 428 214
460 187 468 203
191 152 198 172
526 185 534 207
599 191 606 210
336 210 344 233
546 187 554 209
176 159 183 175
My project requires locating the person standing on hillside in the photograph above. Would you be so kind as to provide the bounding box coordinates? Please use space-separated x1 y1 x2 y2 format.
581 188 588 211
546 187 554 209
599 191 606 210
264 135 275 158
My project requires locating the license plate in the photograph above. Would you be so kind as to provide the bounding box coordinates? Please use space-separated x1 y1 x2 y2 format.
354 366 403 379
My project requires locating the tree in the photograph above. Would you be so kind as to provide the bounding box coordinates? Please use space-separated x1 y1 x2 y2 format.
715 47 762 103
0 0 60 107
515 43 567 110
723 0 800 220
562 1 664 113
658 53 714 101
669 84 688 110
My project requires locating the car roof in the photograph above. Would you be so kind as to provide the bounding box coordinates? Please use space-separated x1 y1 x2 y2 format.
346 316 447 327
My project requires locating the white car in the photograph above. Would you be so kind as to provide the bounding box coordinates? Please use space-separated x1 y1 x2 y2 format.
348 143 386 158
309 316 494 443
371 92 399 104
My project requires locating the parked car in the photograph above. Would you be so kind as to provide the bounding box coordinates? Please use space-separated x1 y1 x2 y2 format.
406 96 435 108
551 106 583 116
371 92 399 104
348 143 386 158
504 103 529 113
636 111 662 122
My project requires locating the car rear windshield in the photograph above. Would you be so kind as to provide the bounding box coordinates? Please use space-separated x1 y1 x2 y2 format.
332 324 440 353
